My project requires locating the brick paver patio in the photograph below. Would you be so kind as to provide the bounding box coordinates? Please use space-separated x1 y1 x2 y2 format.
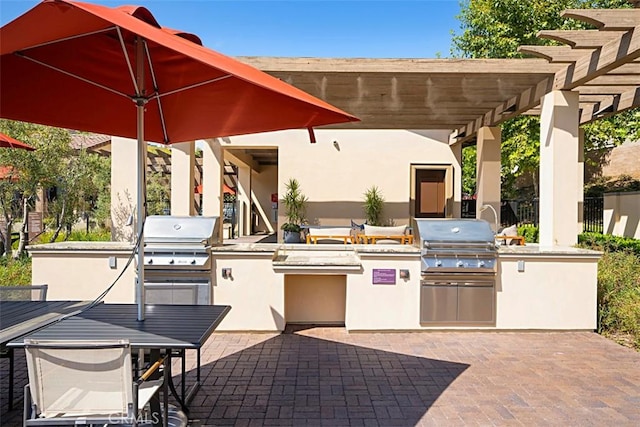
2 327 640 426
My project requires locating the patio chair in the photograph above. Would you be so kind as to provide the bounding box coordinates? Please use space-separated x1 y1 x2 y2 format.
23 339 167 426
0 284 48 410
0 284 48 301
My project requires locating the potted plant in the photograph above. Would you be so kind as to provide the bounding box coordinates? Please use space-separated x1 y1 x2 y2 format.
363 186 384 226
280 178 308 243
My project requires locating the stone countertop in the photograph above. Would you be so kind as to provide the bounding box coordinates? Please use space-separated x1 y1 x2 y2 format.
27 241 135 252
210 242 421 255
497 244 602 257
27 241 602 258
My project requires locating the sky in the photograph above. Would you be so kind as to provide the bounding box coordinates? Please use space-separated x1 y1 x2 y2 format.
0 0 462 58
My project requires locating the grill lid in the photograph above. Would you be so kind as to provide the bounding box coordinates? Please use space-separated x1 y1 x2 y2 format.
413 218 495 247
144 215 220 246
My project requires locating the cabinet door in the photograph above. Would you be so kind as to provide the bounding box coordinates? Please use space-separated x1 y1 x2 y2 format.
420 285 457 323
457 284 494 323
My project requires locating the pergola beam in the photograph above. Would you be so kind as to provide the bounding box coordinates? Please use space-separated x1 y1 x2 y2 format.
562 8 640 30
518 45 593 62
553 25 640 90
538 30 626 48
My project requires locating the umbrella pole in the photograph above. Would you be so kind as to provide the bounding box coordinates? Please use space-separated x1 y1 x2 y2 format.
136 37 146 321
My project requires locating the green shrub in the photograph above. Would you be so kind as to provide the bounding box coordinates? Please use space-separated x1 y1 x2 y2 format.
578 233 640 256
36 228 111 244
0 256 32 286
517 225 538 243
579 233 640 350
595 251 640 349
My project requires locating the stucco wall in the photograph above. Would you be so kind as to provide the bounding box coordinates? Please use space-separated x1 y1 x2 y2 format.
496 255 597 330
604 191 640 239
30 247 136 303
212 252 285 331
218 129 458 241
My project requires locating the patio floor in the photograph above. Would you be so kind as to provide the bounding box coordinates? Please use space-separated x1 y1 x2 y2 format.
2 327 640 426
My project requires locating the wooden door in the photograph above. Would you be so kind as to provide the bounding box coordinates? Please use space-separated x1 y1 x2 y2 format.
415 169 446 218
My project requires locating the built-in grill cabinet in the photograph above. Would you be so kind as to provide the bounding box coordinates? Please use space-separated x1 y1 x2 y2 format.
143 215 220 305
414 219 497 325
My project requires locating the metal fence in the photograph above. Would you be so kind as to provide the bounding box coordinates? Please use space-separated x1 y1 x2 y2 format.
461 197 603 233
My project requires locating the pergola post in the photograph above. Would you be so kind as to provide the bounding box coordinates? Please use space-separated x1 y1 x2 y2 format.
476 126 502 232
451 142 463 218
171 141 196 216
202 139 224 238
539 90 580 247
237 165 252 236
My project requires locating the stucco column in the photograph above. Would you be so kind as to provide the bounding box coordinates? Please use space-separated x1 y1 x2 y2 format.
451 141 463 218
171 141 195 216
110 137 138 242
237 164 251 236
202 139 224 241
539 90 580 247
476 126 501 231
577 128 585 234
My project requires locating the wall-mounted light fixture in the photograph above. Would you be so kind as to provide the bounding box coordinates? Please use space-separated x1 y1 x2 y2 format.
332 140 340 151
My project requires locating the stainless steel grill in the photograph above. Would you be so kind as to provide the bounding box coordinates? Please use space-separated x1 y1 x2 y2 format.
143 215 220 305
413 218 497 325
414 218 497 275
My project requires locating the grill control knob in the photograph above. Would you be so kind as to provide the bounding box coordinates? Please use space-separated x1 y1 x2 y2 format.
478 261 486 267
456 260 464 267
169 259 175 265
147 259 153 265
191 259 197 265
435 260 443 267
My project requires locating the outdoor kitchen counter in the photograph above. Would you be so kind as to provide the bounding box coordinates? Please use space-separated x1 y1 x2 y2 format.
28 241 137 303
28 241 601 332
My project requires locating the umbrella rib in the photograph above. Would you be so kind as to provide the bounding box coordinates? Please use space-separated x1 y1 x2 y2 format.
17 27 117 51
156 75 232 99
15 53 130 99
116 27 140 97
143 39 169 143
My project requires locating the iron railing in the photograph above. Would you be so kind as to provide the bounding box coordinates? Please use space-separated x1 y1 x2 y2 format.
461 197 603 233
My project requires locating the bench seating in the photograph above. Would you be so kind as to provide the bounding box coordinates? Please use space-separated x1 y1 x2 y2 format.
495 235 525 245
357 224 412 244
306 227 355 244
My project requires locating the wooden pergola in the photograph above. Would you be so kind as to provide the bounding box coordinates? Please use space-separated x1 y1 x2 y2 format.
240 9 640 145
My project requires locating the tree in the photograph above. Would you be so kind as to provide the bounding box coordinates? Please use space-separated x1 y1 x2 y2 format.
0 120 110 256
0 120 71 256
146 171 171 215
46 147 110 241
452 0 637 197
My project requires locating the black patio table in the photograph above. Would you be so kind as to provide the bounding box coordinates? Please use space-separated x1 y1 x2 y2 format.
1 300 90 410
8 303 231 411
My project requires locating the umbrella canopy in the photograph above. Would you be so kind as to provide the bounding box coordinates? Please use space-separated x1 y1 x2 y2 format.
0 0 358 320
0 132 35 150
0 0 358 143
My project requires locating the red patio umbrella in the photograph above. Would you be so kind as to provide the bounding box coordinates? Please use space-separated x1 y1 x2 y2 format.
0 132 35 151
0 0 359 320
